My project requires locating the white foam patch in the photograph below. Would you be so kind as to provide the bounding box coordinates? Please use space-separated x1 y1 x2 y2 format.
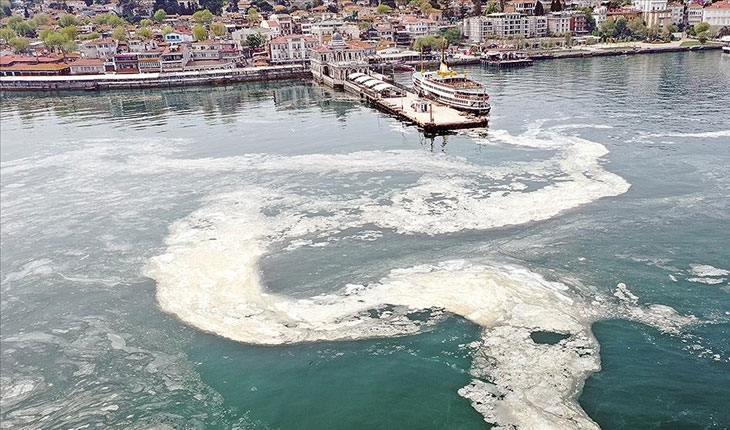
689 264 729 278
144 124 694 429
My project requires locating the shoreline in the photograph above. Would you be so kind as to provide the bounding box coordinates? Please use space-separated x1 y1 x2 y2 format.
0 43 723 93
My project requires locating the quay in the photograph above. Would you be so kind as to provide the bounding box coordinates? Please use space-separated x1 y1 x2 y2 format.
0 65 310 92
343 72 488 133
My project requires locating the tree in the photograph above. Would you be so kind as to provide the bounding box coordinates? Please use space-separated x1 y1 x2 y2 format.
112 25 128 41
162 25 174 35
534 0 544 16
694 22 710 34
43 31 66 52
7 15 23 30
14 21 37 38
615 16 628 38
413 35 444 51
246 7 261 25
210 22 227 37
598 18 617 40
0 27 16 44
8 36 29 53
93 13 126 26
246 32 264 48
61 40 77 55
59 13 79 27
646 23 660 40
192 24 207 41
550 0 561 12
192 9 214 24
137 26 154 39
153 9 167 22
627 17 646 40
376 3 392 13
84 31 100 40
441 26 461 45
61 25 78 41
484 0 499 14
718 26 730 37
33 13 51 26
139 18 153 27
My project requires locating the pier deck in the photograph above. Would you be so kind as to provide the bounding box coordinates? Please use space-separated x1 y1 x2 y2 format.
361 89 488 133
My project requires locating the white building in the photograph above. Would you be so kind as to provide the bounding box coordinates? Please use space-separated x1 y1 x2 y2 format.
632 0 668 12
268 34 317 64
80 38 118 60
687 3 704 27
463 14 548 41
401 16 440 40
703 0 730 27
668 2 684 26
309 32 370 87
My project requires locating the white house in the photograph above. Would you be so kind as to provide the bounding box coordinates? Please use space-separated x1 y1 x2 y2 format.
268 34 317 64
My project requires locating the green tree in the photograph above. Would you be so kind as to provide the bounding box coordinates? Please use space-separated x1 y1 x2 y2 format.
139 18 154 27
246 7 261 25
84 31 101 40
376 3 392 14
137 26 154 39
61 40 77 55
162 25 174 35
112 25 128 41
192 24 207 41
694 22 710 34
43 31 66 52
246 32 264 48
59 13 79 27
153 9 167 23
14 21 37 38
646 23 660 40
210 22 227 37
441 26 461 45
8 36 30 53
33 13 51 26
0 27 16 43
485 0 499 14
413 35 444 51
192 9 214 24
61 26 78 41
7 15 23 30
550 0 562 12
615 16 628 37
627 17 646 40
93 13 126 26
599 18 617 40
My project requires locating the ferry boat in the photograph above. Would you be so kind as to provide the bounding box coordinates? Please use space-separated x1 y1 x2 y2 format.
722 36 730 54
412 61 491 115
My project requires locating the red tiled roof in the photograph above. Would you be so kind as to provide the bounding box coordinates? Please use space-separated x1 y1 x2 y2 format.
70 58 105 67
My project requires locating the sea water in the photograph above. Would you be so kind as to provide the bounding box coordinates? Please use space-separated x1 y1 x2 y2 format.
1 51 729 429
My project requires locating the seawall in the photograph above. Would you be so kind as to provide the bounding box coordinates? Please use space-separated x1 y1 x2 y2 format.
0 65 312 92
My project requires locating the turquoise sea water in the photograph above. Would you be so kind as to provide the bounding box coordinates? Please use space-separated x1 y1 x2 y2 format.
1 51 729 429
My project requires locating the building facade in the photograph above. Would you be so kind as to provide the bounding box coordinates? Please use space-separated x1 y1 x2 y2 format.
269 35 317 64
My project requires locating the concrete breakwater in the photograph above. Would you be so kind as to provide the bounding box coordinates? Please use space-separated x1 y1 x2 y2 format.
529 43 722 60
0 65 311 92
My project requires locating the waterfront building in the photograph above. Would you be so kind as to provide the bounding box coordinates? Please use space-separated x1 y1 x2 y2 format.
643 9 673 28
137 51 163 73
632 0 668 12
114 53 140 74
160 44 192 71
268 35 317 64
80 38 119 60
463 14 548 41
0 55 70 76
309 32 370 88
69 58 106 75
593 5 608 26
687 3 704 27
703 0 730 27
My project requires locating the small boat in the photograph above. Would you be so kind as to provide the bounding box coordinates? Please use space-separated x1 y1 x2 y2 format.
412 53 491 115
